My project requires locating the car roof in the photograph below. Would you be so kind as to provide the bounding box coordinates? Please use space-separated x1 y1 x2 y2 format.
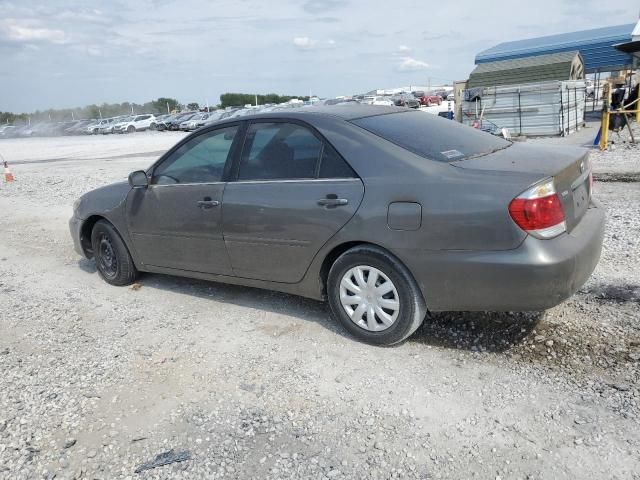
213 105 408 125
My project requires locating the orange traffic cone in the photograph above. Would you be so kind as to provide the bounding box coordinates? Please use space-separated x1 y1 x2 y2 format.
4 161 14 182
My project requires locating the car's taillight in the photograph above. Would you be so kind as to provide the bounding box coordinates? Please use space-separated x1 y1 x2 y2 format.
508 179 566 239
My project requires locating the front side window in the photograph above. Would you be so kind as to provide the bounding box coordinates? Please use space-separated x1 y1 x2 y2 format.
152 126 238 184
238 123 323 180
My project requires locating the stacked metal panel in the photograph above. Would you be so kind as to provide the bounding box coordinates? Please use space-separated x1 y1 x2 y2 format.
461 80 586 137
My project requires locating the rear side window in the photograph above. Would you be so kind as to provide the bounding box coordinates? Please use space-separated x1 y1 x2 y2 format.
351 111 510 162
238 123 323 180
319 145 356 178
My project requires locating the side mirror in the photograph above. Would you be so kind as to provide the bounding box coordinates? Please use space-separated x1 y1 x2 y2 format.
128 170 149 189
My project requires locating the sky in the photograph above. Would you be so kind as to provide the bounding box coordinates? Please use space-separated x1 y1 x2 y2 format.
0 0 638 112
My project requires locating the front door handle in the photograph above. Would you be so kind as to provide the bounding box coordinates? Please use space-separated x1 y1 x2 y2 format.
317 197 349 207
197 198 220 209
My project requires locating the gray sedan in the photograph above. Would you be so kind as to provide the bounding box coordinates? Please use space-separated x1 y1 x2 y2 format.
69 105 604 345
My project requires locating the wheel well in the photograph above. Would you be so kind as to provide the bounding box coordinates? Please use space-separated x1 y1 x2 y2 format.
79 215 104 257
319 241 381 297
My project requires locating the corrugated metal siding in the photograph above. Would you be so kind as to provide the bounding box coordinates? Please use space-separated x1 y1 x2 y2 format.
461 81 586 137
476 24 634 72
468 63 573 88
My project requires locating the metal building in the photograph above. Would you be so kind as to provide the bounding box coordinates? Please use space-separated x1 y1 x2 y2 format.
467 51 584 88
461 80 586 137
476 23 637 73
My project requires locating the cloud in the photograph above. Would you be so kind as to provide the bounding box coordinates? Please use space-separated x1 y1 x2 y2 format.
302 0 347 14
293 36 316 49
0 19 68 44
397 45 411 53
397 56 430 72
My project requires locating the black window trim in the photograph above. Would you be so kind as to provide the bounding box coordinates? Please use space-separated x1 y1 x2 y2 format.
147 121 245 186
230 118 359 183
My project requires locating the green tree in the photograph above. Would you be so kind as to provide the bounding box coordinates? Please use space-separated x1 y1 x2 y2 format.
187 102 200 111
219 92 308 108
152 97 180 114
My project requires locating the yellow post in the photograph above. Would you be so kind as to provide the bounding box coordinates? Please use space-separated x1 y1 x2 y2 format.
600 110 609 150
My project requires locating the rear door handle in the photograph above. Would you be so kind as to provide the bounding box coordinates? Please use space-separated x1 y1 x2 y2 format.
197 198 220 209
317 198 348 207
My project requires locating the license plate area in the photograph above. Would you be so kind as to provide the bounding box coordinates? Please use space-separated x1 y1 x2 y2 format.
572 183 589 219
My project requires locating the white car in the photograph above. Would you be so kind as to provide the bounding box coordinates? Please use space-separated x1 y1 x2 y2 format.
113 114 157 134
180 113 210 131
371 96 394 106
86 118 114 135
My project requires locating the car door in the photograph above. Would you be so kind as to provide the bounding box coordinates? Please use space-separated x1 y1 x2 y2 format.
125 124 241 274
222 120 364 283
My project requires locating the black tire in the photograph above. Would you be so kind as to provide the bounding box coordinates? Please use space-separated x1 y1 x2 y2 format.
327 245 426 346
127 125 135 133
149 123 156 130
91 220 138 286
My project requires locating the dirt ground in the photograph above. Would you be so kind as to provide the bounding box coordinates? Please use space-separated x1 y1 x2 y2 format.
0 131 639 480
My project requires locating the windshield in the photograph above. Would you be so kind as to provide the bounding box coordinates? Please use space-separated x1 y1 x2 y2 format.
351 111 510 162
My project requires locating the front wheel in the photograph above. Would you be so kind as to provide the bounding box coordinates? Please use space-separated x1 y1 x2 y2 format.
127 125 135 133
91 220 138 286
327 245 426 346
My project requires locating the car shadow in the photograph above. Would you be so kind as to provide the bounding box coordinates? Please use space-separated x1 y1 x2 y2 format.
410 310 544 353
77 260 543 351
77 258 97 273
130 272 348 336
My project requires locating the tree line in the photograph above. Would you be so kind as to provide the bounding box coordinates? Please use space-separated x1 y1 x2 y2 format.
219 93 309 108
1 93 309 125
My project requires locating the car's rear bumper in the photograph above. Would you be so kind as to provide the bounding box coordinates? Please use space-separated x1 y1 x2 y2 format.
396 200 605 311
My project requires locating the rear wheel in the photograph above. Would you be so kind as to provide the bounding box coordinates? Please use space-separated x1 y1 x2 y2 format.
91 220 138 286
327 245 426 346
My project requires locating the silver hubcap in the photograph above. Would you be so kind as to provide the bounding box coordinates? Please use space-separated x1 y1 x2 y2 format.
339 265 400 332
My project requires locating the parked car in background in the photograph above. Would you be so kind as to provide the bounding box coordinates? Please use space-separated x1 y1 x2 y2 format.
64 120 94 136
195 111 225 129
150 114 171 130
180 113 210 131
166 112 197 131
359 96 377 105
371 96 394 106
153 114 176 131
0 125 16 137
100 116 126 134
113 114 157 133
414 91 442 107
87 118 117 135
392 93 420 108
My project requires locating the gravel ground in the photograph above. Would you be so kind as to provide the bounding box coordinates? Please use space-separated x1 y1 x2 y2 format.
0 132 639 480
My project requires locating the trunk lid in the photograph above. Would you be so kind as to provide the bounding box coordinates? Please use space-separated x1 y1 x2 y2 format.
452 142 591 232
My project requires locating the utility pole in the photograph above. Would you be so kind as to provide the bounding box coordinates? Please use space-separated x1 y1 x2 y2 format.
166 102 170 114
255 94 258 107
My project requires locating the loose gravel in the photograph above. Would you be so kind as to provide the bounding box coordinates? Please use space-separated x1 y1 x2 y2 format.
0 133 639 479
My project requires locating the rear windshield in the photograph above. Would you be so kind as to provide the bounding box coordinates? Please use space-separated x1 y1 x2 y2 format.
351 111 510 162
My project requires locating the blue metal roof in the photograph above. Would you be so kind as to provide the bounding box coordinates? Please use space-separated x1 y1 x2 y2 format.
476 24 635 72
